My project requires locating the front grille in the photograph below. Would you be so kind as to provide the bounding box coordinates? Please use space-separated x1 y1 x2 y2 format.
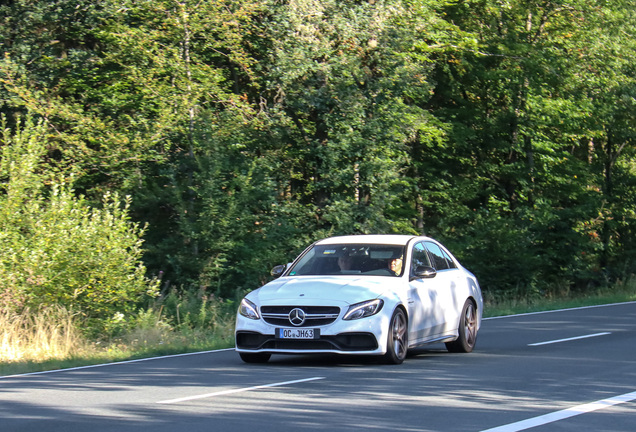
261 306 340 327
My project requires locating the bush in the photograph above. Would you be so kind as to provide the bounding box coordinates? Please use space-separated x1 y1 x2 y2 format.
0 116 159 333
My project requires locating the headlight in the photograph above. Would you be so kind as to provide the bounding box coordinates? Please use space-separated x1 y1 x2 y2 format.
343 299 384 320
238 298 260 320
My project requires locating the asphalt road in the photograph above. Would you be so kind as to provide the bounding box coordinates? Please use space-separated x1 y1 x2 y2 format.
1 302 635 432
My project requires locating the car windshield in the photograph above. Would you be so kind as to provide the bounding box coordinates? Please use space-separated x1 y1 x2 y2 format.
288 244 406 277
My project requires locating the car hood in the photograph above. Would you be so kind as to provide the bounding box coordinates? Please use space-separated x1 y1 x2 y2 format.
248 276 397 306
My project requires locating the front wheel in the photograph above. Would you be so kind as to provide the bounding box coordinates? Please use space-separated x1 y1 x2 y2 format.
383 308 408 364
445 300 478 353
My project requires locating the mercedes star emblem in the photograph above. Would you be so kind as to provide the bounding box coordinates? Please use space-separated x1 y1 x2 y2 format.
289 308 306 326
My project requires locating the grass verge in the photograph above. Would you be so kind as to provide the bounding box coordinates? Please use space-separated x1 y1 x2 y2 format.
0 293 236 377
484 277 636 317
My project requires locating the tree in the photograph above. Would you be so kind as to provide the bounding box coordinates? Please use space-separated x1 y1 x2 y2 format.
422 0 635 295
575 0 636 279
256 0 439 233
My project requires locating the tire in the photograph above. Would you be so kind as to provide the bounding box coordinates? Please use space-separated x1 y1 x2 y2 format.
239 352 271 363
445 299 478 353
383 308 408 364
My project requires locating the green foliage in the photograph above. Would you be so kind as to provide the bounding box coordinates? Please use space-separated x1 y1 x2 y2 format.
158 288 235 331
425 0 636 294
0 117 159 331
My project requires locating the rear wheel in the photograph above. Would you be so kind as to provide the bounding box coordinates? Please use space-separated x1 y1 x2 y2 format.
383 308 408 364
445 300 478 353
239 352 271 363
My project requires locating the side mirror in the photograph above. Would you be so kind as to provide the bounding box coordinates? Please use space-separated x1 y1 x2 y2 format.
410 265 437 281
270 264 287 278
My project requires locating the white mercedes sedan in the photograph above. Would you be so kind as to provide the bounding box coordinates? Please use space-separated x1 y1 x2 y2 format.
235 234 483 364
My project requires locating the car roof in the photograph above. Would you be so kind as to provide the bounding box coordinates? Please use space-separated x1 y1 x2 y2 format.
315 234 426 246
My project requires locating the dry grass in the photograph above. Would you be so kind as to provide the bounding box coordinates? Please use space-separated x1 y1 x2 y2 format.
0 306 88 363
0 303 236 376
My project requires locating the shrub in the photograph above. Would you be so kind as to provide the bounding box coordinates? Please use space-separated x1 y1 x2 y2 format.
0 116 159 333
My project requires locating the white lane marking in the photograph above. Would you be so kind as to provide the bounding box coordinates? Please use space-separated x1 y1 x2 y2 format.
0 349 236 380
157 376 326 404
480 390 636 432
528 332 611 346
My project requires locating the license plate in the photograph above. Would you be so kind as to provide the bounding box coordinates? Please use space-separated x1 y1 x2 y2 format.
276 328 319 339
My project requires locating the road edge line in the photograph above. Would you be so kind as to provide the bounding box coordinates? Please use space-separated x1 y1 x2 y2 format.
0 348 236 380
483 300 636 321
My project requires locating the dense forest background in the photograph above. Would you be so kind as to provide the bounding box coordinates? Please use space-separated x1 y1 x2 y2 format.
1 0 635 328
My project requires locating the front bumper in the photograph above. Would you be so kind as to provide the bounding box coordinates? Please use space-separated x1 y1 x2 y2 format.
235 310 391 356
236 331 379 353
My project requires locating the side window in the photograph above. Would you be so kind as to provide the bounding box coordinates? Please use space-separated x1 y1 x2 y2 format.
411 242 432 271
441 248 457 269
424 241 449 271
